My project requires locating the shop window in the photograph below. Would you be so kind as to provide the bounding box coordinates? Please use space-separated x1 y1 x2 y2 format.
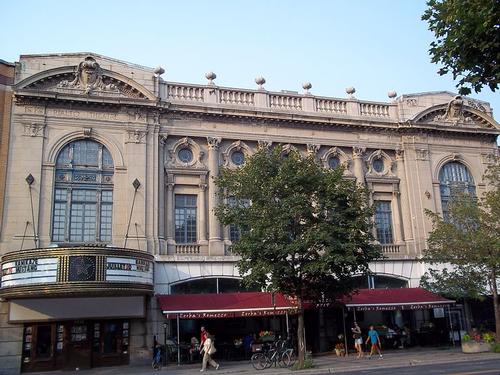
175 194 197 243
439 162 475 221
374 201 393 244
170 277 258 294
52 140 114 243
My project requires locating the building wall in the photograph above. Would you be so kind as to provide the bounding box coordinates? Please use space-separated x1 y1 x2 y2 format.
0 53 498 373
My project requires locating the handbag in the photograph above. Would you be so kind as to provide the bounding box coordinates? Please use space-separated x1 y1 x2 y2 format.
209 344 217 355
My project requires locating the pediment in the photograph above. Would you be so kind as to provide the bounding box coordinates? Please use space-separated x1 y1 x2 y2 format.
15 56 156 101
412 96 499 130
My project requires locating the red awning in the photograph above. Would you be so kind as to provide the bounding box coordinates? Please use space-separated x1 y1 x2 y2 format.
343 288 454 311
157 292 297 319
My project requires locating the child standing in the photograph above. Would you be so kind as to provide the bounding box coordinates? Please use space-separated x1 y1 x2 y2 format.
365 325 383 359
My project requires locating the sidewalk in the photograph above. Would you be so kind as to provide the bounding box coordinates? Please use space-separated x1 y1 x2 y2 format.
30 348 500 375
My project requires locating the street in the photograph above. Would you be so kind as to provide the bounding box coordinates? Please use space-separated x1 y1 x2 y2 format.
320 358 500 375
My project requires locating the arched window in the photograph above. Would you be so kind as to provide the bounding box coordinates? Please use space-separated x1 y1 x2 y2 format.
52 140 114 243
439 162 475 221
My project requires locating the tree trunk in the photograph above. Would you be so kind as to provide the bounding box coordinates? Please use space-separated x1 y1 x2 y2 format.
296 297 306 368
491 270 500 340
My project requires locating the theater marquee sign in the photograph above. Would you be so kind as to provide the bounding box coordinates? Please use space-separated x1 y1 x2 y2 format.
0 247 154 298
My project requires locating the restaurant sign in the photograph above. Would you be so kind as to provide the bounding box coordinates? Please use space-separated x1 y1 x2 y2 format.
165 308 296 319
347 303 453 312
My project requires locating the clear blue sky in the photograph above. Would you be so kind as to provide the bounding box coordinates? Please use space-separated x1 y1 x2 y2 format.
1 0 498 116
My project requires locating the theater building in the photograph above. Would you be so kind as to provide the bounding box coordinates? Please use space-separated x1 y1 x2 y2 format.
0 52 498 373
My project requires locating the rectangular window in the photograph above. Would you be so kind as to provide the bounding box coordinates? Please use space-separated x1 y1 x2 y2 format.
228 197 250 243
52 189 68 242
100 191 113 242
175 194 197 243
69 189 97 242
374 201 393 245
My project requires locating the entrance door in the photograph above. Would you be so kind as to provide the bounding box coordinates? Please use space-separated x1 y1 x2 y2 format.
65 321 91 370
21 324 58 372
92 320 129 367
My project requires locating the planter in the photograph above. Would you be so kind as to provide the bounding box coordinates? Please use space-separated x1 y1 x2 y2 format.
260 336 275 343
461 341 491 353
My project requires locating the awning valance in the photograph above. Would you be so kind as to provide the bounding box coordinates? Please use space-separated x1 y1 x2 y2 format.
158 292 297 319
343 288 454 311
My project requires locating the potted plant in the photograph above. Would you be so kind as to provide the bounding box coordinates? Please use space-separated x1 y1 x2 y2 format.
258 330 275 343
461 329 494 353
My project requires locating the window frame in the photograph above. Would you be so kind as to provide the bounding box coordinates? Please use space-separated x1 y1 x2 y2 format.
374 200 394 245
51 140 114 244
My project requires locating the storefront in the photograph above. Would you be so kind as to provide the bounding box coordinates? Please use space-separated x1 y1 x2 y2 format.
343 288 456 348
0 246 154 372
157 292 297 363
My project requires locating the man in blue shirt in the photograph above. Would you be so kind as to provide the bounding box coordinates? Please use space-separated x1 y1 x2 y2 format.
365 325 383 359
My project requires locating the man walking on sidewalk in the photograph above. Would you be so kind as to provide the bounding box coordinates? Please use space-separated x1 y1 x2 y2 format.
365 325 383 359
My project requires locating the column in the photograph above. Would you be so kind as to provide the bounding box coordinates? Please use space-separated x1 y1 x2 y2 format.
352 146 365 185
395 148 414 247
166 175 175 254
207 137 223 255
158 135 167 254
391 187 403 244
198 176 208 244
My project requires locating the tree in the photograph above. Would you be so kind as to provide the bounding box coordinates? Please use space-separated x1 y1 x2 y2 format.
423 156 500 339
422 0 500 95
215 147 381 368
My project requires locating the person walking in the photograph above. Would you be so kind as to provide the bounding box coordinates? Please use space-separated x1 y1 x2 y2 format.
200 332 219 372
351 322 363 358
365 325 383 359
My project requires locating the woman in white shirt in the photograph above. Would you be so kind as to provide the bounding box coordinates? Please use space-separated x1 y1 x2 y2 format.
200 333 219 372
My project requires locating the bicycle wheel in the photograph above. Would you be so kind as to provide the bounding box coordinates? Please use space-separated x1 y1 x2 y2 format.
251 353 268 370
278 351 290 368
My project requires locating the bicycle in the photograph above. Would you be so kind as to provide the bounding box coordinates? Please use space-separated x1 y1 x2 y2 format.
152 345 163 370
251 340 292 370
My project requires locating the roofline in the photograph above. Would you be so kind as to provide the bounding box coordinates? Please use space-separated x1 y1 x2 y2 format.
18 52 154 72
0 59 15 67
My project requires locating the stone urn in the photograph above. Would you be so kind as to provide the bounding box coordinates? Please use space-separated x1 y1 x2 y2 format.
461 341 491 353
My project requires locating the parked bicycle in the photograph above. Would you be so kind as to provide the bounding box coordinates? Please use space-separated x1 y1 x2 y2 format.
250 340 296 370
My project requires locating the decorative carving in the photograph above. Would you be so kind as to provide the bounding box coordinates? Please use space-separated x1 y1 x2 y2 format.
306 143 320 156
366 149 395 177
159 134 168 146
23 122 45 137
321 147 352 174
466 99 486 112
406 98 418 107
395 148 404 161
281 143 298 156
126 129 148 144
83 128 92 137
207 136 222 149
352 146 365 158
166 137 205 169
58 56 118 95
416 149 429 161
257 140 272 150
222 140 251 167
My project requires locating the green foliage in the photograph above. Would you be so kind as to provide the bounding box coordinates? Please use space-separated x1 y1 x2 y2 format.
292 358 314 370
491 342 500 353
423 156 500 337
215 147 381 302
482 332 495 344
462 334 471 342
420 267 486 300
422 0 500 94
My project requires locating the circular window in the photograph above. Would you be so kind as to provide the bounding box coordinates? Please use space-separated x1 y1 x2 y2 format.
178 148 193 163
373 158 384 173
328 156 340 169
231 151 245 166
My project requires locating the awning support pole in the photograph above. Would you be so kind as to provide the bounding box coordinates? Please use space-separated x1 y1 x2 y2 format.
177 315 181 365
342 307 348 357
447 305 455 347
286 312 290 340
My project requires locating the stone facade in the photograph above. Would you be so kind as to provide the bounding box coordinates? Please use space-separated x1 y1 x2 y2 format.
0 53 498 373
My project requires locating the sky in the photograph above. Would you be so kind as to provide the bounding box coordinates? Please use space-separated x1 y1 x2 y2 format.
1 0 498 117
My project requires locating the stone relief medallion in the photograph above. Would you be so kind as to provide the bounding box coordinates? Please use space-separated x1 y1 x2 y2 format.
58 56 119 95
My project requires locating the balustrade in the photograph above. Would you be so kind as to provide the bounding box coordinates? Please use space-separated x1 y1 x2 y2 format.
270 94 302 110
315 98 348 114
167 84 204 102
175 244 201 254
360 103 390 117
381 244 401 253
219 89 255 106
